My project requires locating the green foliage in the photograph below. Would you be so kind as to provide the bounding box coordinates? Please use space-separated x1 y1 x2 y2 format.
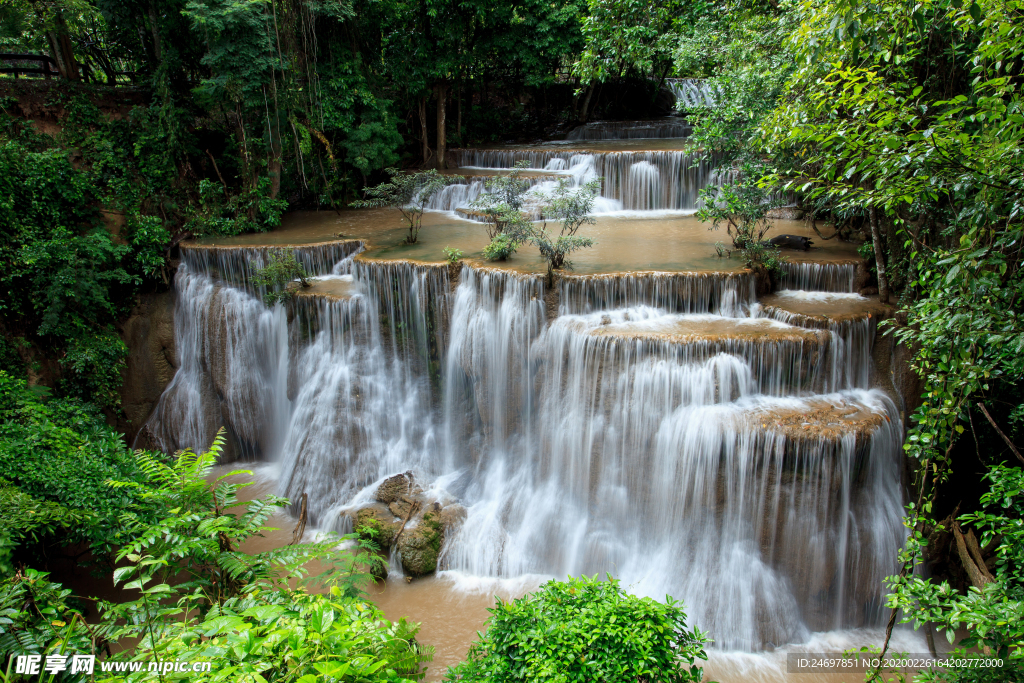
0 436 432 683
696 162 782 249
98 589 433 683
575 0 681 86
740 240 786 278
470 162 535 240
351 169 450 244
445 575 708 683
319 54 404 179
0 372 143 561
482 233 524 262
105 432 364 611
0 483 92 576
186 178 289 238
0 569 98 677
249 249 315 306
532 179 598 279
887 464 1024 679
443 246 463 264
0 135 136 406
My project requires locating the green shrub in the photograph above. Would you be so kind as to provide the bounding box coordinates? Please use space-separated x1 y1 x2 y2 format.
350 169 450 244
249 249 315 305
0 372 144 562
483 233 523 261
445 575 708 683
96 589 432 683
443 246 463 264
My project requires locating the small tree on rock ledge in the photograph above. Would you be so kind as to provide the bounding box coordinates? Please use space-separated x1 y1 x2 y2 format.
249 249 314 305
351 168 450 244
532 178 600 284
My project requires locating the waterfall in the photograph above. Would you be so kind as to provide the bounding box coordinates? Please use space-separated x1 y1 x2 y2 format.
558 271 755 315
439 268 903 650
455 149 718 212
778 262 857 292
668 78 719 109
145 249 904 652
626 160 662 210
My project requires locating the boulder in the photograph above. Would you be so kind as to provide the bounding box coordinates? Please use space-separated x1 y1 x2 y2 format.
353 503 402 548
766 234 813 250
375 473 411 504
397 510 444 577
388 495 418 520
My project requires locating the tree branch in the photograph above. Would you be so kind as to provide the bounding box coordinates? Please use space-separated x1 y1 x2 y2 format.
976 401 1024 465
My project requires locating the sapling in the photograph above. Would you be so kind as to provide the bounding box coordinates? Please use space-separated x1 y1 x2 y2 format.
532 179 599 283
249 249 314 305
351 168 450 244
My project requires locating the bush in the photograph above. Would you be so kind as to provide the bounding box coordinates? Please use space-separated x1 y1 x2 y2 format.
0 372 144 564
483 233 523 261
532 179 599 282
97 589 433 683
249 249 315 305
445 575 708 683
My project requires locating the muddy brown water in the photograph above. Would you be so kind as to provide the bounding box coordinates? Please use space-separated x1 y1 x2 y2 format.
193 209 861 277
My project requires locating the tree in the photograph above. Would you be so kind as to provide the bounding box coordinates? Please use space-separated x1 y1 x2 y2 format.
445 575 708 683
248 249 315 305
532 179 598 283
470 161 535 239
350 168 450 244
574 0 682 119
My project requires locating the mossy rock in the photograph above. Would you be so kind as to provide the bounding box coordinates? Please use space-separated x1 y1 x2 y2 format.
366 552 388 582
354 503 401 548
397 511 444 577
375 473 411 504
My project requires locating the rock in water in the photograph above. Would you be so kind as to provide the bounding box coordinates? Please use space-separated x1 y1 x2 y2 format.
767 234 813 250
353 503 402 547
398 511 444 576
375 472 411 504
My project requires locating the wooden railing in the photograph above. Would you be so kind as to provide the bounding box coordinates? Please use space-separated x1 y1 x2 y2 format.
0 54 61 79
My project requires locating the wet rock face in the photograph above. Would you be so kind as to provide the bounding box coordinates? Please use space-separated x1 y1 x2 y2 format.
375 473 411 504
350 492 465 578
119 291 177 444
398 510 444 576
354 503 402 548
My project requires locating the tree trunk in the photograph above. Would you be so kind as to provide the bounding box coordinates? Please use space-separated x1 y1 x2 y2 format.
419 97 430 164
267 81 283 199
869 206 890 304
435 81 448 170
456 82 463 147
953 522 993 588
46 14 79 82
148 4 163 61
579 82 595 123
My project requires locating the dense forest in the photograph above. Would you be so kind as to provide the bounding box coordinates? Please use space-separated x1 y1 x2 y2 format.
0 0 1022 681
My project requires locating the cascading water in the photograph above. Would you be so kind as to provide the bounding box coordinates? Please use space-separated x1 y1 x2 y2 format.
145 241 904 653
668 78 719 109
778 262 857 292
455 149 719 212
